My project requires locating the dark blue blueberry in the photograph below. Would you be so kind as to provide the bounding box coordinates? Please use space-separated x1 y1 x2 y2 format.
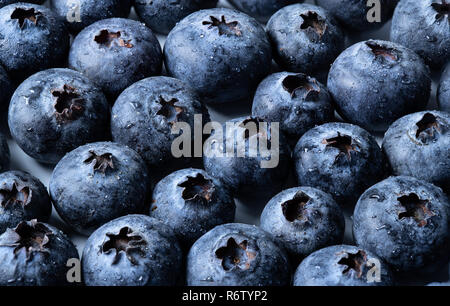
150 168 235 247
203 116 291 200
82 214 182 286
438 62 450 112
353 176 450 272
50 0 132 33
328 40 431 132
0 133 8 173
49 142 151 235
315 0 398 32
0 3 69 81
260 187 345 258
0 171 52 234
252 72 334 144
187 223 291 286
164 8 272 104
0 1 45 9
8 68 110 165
69 18 162 100
0 65 13 134
382 111 450 191
293 245 394 286
228 0 300 22
0 220 79 286
267 3 344 77
134 0 218 35
293 122 387 206
427 282 450 286
391 0 449 68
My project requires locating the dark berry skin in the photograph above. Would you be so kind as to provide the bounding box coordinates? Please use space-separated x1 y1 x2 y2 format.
267 3 345 77
150 168 235 248
82 214 183 286
0 65 13 134
294 122 388 206
0 220 79 286
260 187 345 259
391 0 450 68
353 176 450 272
328 40 431 132
8 68 110 165
315 0 398 32
252 72 334 145
0 133 9 173
383 111 450 191
438 63 450 113
164 8 272 105
187 223 291 286
0 3 69 81
134 0 218 35
0 171 52 234
69 18 162 100
0 1 45 8
293 245 394 286
111 76 210 181
228 0 300 22
203 116 291 200
49 142 151 236
50 0 132 33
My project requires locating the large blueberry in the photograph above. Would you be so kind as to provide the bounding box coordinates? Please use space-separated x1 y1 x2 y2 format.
69 18 162 100
0 133 9 173
8 68 110 165
49 142 151 235
134 0 218 35
260 187 345 258
391 0 450 68
293 122 388 206
293 245 394 286
187 223 291 286
82 214 183 286
150 168 235 247
438 63 450 112
328 40 431 132
111 76 210 181
164 8 272 104
0 220 79 286
382 111 449 191
0 171 52 234
0 3 69 81
353 176 450 272
228 0 300 22
252 72 334 144
267 3 344 77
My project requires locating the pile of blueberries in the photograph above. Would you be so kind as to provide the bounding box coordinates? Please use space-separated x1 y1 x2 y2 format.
0 0 449 286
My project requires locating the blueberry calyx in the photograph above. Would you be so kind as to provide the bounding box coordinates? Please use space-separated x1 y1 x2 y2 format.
397 193 435 227
178 173 215 204
0 182 31 208
202 16 241 37
84 150 115 174
415 113 442 143
337 250 367 278
94 30 133 48
11 7 42 29
101 227 147 265
215 237 257 271
366 42 398 61
300 11 327 39
322 132 359 161
431 0 450 21
156 96 184 126
52 84 85 123
282 74 320 99
281 191 311 222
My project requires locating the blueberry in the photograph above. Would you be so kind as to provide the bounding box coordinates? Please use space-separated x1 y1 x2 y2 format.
8 68 110 165
252 72 334 144
0 3 69 81
0 1 45 9
267 3 344 77
0 171 52 234
69 18 162 100
427 282 450 286
328 40 431 132
82 214 182 286
228 0 300 22
164 8 272 104
293 245 394 286
50 0 132 33
353 176 450 272
150 168 235 247
187 223 291 286
49 142 151 235
315 0 398 32
293 122 388 206
111 76 210 181
0 65 13 134
134 0 218 35
0 220 79 286
438 62 450 113
391 0 450 68
0 134 8 173
382 111 450 191
203 116 291 200
260 187 345 258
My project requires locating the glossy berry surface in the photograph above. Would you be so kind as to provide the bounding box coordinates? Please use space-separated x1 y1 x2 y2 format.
438 63 450 112
228 0 300 22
